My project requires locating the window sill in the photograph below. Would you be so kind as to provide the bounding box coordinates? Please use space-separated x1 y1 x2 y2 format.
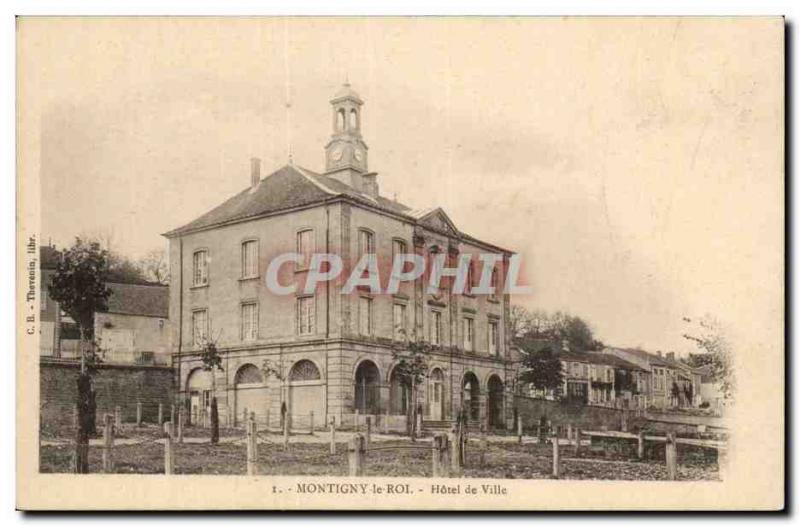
239 276 259 282
190 283 209 290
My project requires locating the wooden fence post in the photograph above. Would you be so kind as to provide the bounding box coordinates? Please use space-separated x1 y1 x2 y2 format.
449 428 463 477
102 414 114 473
433 434 446 477
177 409 184 444
717 446 727 479
164 422 174 475
574 428 582 455
479 431 488 469
348 434 365 477
366 416 372 446
115 405 122 427
517 415 523 444
665 432 677 480
283 411 290 450
329 418 337 455
637 430 645 460
246 419 258 476
552 433 561 478
136 402 143 426
158 403 164 426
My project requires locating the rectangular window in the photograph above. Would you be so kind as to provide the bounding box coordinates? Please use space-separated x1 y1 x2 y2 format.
296 296 315 335
490 268 499 300
359 229 375 256
241 240 258 278
241 303 258 341
297 230 314 269
431 310 442 345
392 239 406 260
488 320 498 355
393 303 407 339
359 297 373 335
463 317 474 351
192 250 208 286
192 309 208 346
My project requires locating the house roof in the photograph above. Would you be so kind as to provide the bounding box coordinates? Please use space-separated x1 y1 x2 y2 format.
558 350 646 371
163 163 512 254
605 347 699 376
106 282 169 318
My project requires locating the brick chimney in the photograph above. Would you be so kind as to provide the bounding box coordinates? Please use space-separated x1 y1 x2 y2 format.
250 157 261 188
666 352 675 361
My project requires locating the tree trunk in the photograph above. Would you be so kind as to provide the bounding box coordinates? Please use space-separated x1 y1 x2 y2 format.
210 370 219 445
74 372 91 473
408 378 416 442
210 397 219 444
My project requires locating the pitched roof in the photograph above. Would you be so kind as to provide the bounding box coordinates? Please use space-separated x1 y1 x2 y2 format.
605 346 692 370
106 282 169 318
164 165 336 237
558 350 646 371
164 162 511 253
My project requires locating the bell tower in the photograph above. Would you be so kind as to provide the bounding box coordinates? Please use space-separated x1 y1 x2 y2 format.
325 83 370 189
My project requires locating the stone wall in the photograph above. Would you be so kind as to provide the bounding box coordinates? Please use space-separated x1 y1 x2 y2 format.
513 395 639 432
40 358 174 432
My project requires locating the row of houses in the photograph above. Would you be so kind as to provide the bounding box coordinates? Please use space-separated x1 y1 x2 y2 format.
517 341 724 412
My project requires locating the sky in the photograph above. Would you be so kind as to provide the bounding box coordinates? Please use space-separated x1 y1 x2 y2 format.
21 17 783 355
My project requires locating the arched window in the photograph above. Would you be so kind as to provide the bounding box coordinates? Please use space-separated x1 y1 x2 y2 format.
337 109 346 131
349 108 358 129
235 364 264 386
289 359 321 382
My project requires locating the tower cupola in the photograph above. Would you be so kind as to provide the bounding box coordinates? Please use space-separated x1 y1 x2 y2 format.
325 83 369 186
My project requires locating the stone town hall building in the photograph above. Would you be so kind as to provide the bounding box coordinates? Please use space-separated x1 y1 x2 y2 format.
164 84 516 431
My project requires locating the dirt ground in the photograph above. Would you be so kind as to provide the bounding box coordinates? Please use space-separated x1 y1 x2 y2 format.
39 426 720 480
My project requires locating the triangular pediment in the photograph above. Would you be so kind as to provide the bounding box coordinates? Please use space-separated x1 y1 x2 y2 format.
413 207 460 237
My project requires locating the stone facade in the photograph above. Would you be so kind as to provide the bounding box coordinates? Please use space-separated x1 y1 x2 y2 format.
165 85 515 431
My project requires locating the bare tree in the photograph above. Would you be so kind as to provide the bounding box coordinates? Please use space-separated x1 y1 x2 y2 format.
139 247 169 284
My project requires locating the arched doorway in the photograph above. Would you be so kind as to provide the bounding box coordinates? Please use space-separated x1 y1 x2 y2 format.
461 372 481 422
288 359 324 429
389 367 409 416
428 368 445 420
186 367 211 426
354 360 381 414
487 375 505 429
234 364 265 427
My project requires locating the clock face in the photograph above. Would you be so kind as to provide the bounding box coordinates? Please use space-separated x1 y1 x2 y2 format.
331 147 344 161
